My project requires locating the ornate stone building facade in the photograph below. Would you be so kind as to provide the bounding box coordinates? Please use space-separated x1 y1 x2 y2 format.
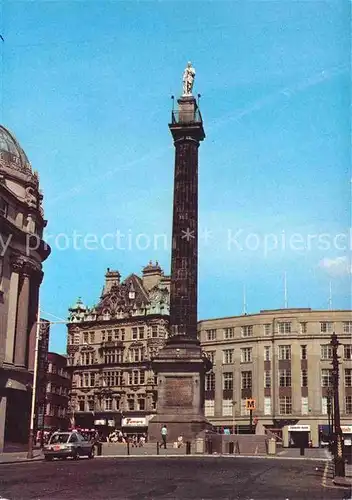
0 125 50 450
67 262 170 436
44 352 71 431
199 308 352 447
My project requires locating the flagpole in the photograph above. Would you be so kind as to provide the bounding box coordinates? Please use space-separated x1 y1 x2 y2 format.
27 301 41 459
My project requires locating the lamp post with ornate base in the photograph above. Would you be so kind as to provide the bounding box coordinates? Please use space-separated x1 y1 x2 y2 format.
330 332 345 478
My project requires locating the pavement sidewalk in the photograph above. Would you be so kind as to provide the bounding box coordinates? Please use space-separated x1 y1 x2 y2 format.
0 450 43 465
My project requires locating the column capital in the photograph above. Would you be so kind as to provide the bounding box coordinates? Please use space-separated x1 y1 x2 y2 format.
10 253 43 281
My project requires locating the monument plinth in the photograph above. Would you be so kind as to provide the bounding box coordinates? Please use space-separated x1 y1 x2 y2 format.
148 65 212 442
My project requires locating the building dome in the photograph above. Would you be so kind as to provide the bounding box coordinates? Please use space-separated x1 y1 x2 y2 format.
0 125 32 175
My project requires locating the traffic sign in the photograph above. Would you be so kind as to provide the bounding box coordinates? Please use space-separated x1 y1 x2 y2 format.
245 398 256 411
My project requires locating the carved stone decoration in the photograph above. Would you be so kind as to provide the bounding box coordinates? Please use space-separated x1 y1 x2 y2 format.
25 186 37 209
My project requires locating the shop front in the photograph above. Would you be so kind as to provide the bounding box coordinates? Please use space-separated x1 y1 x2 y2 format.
121 415 155 438
283 424 310 448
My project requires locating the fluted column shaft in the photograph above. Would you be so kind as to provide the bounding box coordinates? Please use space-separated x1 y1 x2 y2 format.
14 272 31 367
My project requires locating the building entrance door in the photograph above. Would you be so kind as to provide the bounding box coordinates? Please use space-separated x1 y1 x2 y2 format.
290 431 309 448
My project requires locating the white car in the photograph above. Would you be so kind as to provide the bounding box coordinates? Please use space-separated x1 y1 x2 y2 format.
44 432 95 461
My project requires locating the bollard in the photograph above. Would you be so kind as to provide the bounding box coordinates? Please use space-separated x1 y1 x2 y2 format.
229 441 234 454
127 440 130 455
300 446 304 456
157 441 160 455
95 442 102 456
208 440 213 455
186 441 191 455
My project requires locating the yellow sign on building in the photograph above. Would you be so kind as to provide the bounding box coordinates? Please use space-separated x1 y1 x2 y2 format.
245 398 256 411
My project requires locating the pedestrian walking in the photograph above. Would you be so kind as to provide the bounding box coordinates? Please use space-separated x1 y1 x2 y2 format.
161 425 167 449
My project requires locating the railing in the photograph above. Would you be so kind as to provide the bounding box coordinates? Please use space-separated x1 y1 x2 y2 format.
171 109 203 125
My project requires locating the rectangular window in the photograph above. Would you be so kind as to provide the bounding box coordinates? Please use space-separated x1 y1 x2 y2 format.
206 329 217 341
132 327 138 340
207 351 216 366
133 371 139 385
223 372 233 390
114 329 119 340
241 325 253 337
241 399 250 416
278 322 291 334
301 397 309 415
89 332 95 343
83 332 89 344
264 346 271 361
300 322 307 334
264 397 271 415
104 397 113 411
344 345 352 360
138 327 145 339
128 398 135 411
205 372 215 391
263 324 271 336
301 369 308 387
222 399 233 416
279 369 291 387
78 398 85 412
278 345 291 360
343 322 352 333
320 322 333 333
0 198 9 217
322 397 327 415
223 349 234 364
138 398 145 411
301 345 307 360
151 325 158 338
88 399 95 411
224 327 235 339
107 330 112 341
321 345 333 360
321 369 333 387
205 400 215 417
241 371 252 389
279 396 292 415
121 328 125 340
264 371 271 388
241 347 252 363
345 369 352 387
140 371 145 385
346 396 352 414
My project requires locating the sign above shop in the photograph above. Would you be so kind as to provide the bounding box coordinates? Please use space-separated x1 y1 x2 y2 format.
341 425 352 434
288 425 310 432
122 417 147 427
94 419 106 425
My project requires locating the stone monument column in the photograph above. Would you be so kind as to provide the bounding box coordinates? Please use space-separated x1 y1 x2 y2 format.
148 65 211 442
5 256 22 364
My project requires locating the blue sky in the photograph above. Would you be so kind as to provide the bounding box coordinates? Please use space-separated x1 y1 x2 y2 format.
0 1 350 353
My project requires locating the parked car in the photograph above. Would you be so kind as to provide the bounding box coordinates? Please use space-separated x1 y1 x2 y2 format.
44 432 95 461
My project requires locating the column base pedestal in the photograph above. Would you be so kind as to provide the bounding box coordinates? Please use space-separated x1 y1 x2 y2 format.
148 335 212 442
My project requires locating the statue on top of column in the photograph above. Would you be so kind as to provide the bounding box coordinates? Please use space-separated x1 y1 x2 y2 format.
182 61 196 96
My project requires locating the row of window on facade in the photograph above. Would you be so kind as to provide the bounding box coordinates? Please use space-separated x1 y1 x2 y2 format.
204 395 352 417
76 346 148 367
205 368 352 391
48 362 70 378
204 321 352 341
46 403 67 418
46 383 69 396
69 325 163 346
76 395 155 412
75 370 157 388
207 344 352 365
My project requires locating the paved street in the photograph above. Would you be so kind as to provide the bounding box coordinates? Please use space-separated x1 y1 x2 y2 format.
0 457 349 500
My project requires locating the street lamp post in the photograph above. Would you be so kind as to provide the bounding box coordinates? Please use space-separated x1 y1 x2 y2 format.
232 401 236 434
330 332 345 478
327 387 333 446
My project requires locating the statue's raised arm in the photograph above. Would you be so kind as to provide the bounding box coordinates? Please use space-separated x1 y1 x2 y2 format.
182 61 196 96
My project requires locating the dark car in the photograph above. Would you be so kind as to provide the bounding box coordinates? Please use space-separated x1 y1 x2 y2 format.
44 432 95 461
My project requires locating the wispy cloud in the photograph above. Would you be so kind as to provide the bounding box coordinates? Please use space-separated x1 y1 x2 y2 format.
319 256 352 277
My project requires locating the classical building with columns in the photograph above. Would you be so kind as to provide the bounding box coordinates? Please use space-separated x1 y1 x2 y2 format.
199 308 352 447
67 262 170 437
0 125 50 450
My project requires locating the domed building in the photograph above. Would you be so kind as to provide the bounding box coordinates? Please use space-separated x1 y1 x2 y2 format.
0 125 50 450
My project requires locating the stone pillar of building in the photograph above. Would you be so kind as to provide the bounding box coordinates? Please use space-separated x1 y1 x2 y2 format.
0 394 7 452
14 264 31 368
27 270 43 371
148 91 212 442
5 257 22 364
